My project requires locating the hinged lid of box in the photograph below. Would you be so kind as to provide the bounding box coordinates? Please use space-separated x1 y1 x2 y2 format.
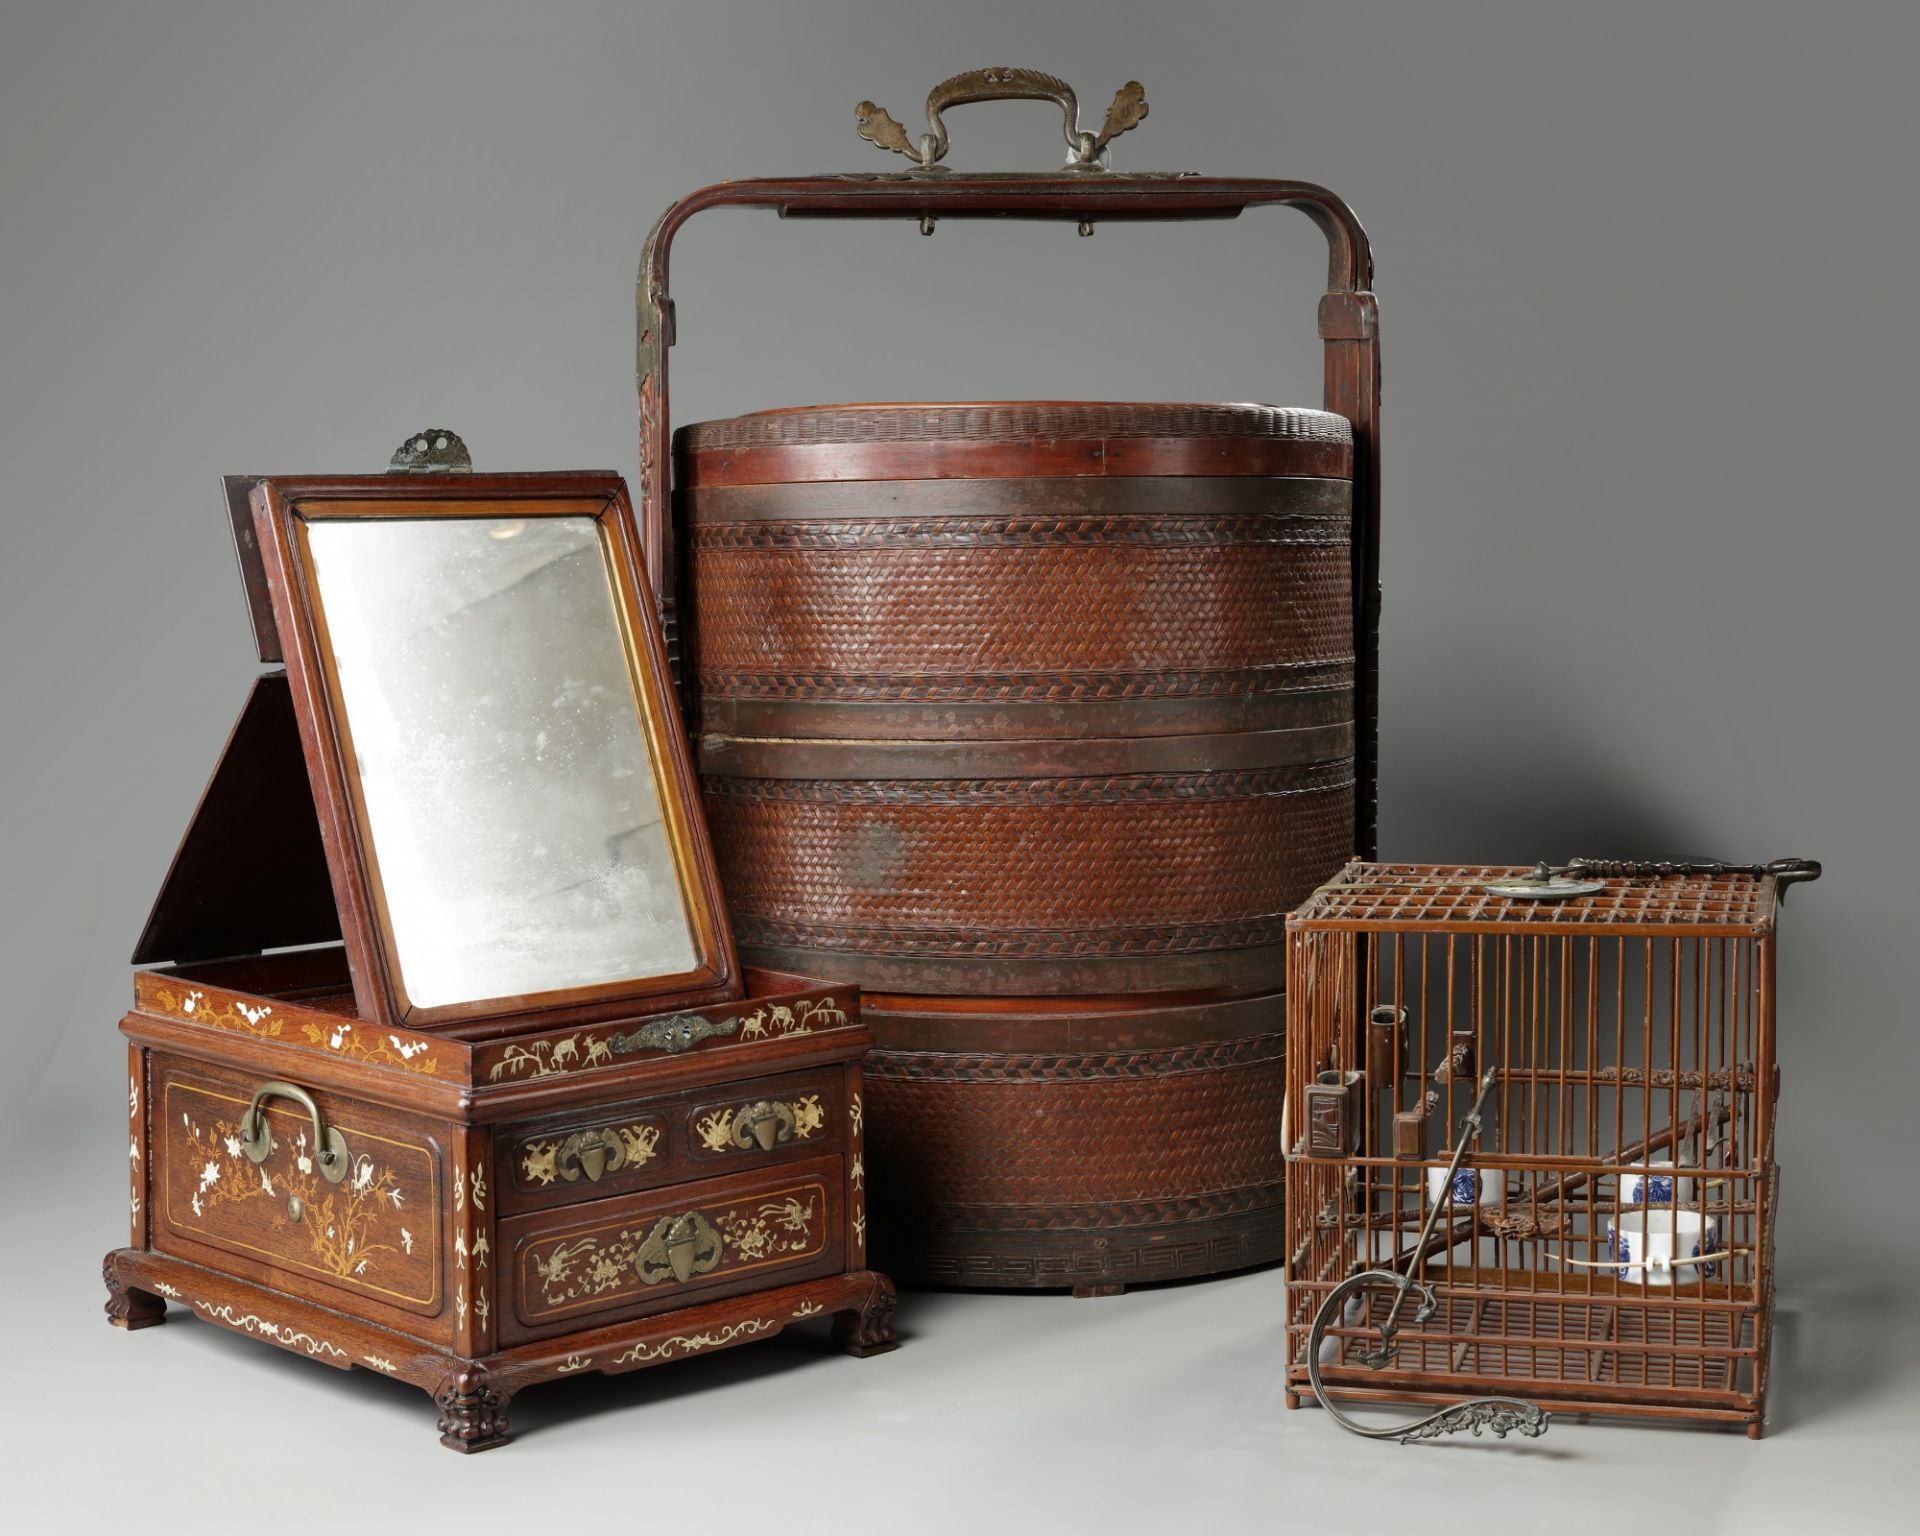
136 447 741 1037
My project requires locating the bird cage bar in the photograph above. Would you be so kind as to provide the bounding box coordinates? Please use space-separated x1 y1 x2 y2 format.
1284 862 1794 1436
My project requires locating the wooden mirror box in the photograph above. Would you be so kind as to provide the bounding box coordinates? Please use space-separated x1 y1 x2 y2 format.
104 454 895 1453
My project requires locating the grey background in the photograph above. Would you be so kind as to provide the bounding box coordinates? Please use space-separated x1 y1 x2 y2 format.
2 0 1915 1528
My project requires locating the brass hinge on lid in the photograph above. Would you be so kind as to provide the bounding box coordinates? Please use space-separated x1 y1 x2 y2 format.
387 427 473 473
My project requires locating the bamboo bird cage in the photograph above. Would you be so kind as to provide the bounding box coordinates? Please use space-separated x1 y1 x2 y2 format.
1283 860 1817 1438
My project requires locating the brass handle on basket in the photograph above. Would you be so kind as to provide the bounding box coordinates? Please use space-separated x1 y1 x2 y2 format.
634 1212 725 1286
731 1100 798 1154
236 1079 350 1185
857 67 1148 171
555 1128 627 1184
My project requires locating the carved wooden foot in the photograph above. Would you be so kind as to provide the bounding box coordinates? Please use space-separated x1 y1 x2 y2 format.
103 1252 166 1331
1072 1281 1126 1299
831 1272 898 1358
434 1365 511 1453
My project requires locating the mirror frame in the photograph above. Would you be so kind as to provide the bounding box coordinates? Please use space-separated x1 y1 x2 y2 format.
250 471 740 1031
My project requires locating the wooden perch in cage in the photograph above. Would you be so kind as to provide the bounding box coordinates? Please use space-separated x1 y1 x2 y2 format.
1385 1100 1731 1276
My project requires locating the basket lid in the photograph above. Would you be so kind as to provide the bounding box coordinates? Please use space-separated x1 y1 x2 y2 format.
679 399 1351 450
675 401 1353 485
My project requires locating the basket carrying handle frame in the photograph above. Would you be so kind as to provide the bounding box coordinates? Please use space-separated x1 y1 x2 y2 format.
636 166 1382 858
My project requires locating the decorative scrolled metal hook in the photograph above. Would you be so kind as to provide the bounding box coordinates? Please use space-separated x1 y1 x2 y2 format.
1305 1070 1551 1445
1307 1271 1549 1443
857 67 1148 171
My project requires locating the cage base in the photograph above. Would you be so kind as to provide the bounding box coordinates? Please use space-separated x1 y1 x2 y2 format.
1285 1377 1765 1435
1288 1274 1763 1431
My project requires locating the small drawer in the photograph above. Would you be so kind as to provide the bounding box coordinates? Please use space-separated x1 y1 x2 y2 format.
506 1112 670 1201
496 1066 843 1214
684 1070 840 1167
499 1154 844 1343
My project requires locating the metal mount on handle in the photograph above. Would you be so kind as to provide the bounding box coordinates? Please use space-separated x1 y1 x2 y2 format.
857 67 1148 172
236 1079 350 1185
1306 1070 1551 1445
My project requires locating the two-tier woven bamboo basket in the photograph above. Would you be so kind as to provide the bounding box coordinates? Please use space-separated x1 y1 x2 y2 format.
635 69 1382 1291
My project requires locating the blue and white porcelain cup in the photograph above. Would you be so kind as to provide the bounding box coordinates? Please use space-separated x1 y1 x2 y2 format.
1607 1209 1720 1286
1425 1166 1507 1208
1621 1156 1694 1206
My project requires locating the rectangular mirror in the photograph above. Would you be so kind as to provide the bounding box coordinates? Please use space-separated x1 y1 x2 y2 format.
252 473 737 1028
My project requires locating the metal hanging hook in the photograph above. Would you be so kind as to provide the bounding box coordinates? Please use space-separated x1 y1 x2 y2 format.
1306 1070 1551 1444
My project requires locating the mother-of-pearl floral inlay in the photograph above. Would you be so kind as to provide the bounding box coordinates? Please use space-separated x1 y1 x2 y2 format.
193 1301 346 1360
181 1110 409 1282
137 980 440 1075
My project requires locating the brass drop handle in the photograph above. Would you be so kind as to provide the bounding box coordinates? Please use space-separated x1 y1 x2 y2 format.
857 67 1148 171
730 1100 797 1153
555 1128 626 1184
634 1212 725 1286
236 1079 349 1185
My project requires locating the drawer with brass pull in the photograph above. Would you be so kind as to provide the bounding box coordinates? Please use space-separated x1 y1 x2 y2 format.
497 1154 845 1343
506 1113 669 1200
685 1073 839 1164
148 1054 445 1325
497 1067 841 1213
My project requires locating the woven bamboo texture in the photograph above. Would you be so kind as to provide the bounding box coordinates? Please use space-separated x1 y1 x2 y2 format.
678 400 1355 452
676 399 1359 1288
865 1027 1289 1288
